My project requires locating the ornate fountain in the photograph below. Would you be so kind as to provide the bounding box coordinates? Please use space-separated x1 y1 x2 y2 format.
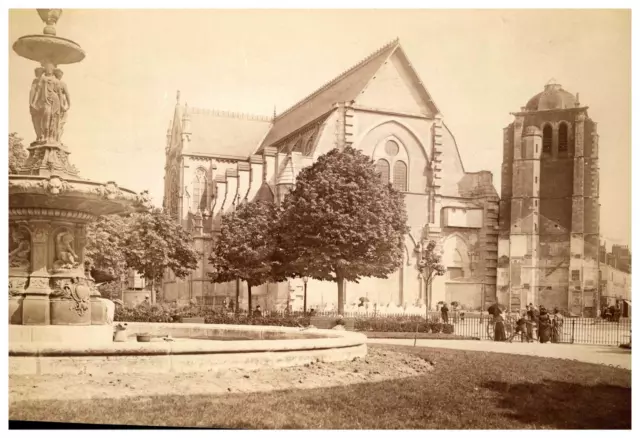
9 9 150 342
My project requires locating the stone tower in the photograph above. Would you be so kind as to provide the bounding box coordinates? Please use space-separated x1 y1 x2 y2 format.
497 82 600 316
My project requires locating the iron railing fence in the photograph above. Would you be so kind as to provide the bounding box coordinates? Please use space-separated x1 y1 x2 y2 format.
181 306 632 346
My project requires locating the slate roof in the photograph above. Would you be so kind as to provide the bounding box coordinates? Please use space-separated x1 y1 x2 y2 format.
259 39 401 149
186 107 272 157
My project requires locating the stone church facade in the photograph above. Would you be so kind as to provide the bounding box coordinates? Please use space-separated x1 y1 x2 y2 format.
161 39 500 312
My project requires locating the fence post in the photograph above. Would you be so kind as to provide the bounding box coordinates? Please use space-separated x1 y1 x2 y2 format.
571 319 575 344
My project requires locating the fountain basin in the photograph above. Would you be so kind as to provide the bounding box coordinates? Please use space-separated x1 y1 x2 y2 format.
9 175 146 216
9 323 368 376
13 34 85 65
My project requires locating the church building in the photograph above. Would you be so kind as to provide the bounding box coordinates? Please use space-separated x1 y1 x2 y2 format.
161 39 500 312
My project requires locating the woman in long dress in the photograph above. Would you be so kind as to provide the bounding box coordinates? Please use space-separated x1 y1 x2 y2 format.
551 307 563 343
538 307 552 343
494 313 507 342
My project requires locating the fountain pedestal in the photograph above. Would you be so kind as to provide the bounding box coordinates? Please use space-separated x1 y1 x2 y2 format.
9 9 150 342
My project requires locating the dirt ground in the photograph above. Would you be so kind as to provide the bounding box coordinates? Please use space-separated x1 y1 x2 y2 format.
9 347 434 403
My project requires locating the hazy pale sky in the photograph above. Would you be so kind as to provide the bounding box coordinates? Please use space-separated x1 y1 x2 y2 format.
8 9 631 247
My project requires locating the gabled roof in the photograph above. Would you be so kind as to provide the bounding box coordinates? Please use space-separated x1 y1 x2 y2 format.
260 38 408 149
186 107 272 157
175 39 443 157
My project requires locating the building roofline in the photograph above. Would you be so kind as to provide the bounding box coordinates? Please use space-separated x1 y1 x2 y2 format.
273 38 400 120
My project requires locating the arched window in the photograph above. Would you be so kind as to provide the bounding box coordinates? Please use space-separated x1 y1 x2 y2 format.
375 159 390 185
558 123 568 154
542 125 552 154
192 168 208 212
393 160 408 191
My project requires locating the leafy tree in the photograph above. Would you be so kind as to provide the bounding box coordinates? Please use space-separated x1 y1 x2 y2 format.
278 146 409 314
85 214 129 284
124 209 199 304
9 133 28 174
418 239 446 309
209 200 285 313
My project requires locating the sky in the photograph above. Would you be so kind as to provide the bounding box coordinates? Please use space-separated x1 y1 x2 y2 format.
7 8 631 248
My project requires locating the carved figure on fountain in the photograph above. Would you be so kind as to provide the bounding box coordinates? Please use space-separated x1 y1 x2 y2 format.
9 227 31 270
53 230 79 272
31 62 62 145
29 67 45 144
54 68 70 143
43 175 71 195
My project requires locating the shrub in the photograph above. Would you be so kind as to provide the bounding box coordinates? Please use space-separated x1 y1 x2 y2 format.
114 303 310 327
442 323 455 334
113 304 456 335
353 316 459 334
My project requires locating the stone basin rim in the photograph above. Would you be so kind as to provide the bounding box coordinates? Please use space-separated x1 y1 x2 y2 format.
9 174 139 196
13 34 85 64
9 323 368 357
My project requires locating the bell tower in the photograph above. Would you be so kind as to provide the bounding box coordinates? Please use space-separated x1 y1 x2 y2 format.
497 82 600 316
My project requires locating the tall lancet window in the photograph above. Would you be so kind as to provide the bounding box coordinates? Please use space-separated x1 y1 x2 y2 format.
393 161 408 192
558 122 569 155
542 125 553 155
375 159 390 185
192 168 208 212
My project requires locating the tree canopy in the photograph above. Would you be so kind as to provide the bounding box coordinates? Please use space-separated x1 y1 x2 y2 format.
84 209 198 303
85 214 129 283
9 133 28 174
278 146 409 314
209 200 285 313
123 209 199 302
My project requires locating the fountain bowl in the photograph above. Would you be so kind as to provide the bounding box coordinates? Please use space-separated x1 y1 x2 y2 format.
9 323 368 376
13 35 85 65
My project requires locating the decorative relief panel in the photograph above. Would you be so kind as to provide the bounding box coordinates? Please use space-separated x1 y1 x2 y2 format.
52 228 80 272
50 277 91 316
27 276 50 290
8 226 31 270
9 277 28 296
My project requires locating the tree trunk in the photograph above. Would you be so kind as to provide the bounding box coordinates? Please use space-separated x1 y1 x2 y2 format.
303 282 308 315
337 275 345 315
247 282 252 316
235 278 240 314
151 278 156 305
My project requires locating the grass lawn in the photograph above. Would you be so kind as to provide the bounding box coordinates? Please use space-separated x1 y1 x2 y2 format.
10 344 631 429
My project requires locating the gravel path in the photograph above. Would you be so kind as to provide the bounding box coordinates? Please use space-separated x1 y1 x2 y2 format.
367 339 632 369
9 347 433 403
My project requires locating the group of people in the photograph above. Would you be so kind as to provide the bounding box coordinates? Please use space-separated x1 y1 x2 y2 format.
489 302 564 344
601 305 622 322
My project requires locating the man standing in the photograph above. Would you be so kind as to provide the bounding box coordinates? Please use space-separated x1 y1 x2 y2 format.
441 302 449 324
